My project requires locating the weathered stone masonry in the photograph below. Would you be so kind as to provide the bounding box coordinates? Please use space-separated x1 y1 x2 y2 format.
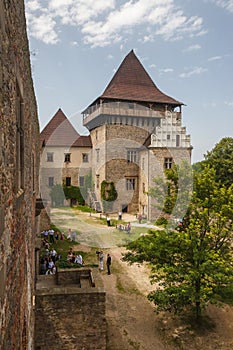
35 269 106 350
0 0 40 348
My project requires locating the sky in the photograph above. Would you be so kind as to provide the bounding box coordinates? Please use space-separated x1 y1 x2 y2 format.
25 0 233 164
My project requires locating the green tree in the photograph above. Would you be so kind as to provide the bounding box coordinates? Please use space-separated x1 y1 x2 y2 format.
148 161 193 222
63 185 85 206
79 172 94 203
202 137 233 188
50 184 65 206
123 166 233 320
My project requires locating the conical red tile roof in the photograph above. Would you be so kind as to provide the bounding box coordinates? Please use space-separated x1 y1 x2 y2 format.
40 108 91 147
100 50 182 105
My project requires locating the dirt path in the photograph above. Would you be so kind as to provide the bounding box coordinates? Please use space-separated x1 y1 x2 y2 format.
50 207 233 350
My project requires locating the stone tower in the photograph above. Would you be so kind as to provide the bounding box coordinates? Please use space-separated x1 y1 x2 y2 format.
82 50 192 220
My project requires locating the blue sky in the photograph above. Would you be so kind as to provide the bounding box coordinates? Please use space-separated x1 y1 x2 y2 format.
25 0 233 163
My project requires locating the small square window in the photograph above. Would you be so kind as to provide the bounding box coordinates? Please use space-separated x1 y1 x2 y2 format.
66 177 71 186
164 158 173 169
64 153 71 162
47 152 53 162
126 178 135 190
82 153 88 163
79 176 85 187
127 150 137 163
48 177 54 187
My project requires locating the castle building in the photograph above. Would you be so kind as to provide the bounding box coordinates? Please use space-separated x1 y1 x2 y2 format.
82 50 192 220
40 108 92 205
40 50 192 220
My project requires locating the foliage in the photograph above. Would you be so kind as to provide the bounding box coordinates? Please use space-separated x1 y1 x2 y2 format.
79 172 94 203
63 185 85 205
123 166 233 321
101 180 118 212
148 161 193 219
50 184 65 206
155 217 168 226
196 137 233 188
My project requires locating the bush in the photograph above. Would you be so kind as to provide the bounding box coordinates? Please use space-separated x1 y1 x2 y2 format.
155 217 168 226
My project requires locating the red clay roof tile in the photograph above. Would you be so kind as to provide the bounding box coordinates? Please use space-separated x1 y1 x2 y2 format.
100 50 182 105
40 108 91 147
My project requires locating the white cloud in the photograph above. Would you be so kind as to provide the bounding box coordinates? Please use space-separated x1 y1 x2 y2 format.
184 44 201 52
26 12 59 44
208 55 222 61
225 101 233 107
160 68 174 73
212 0 233 14
25 0 205 47
179 66 207 78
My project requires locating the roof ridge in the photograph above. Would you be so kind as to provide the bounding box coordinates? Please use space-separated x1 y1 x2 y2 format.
40 108 83 147
99 50 182 105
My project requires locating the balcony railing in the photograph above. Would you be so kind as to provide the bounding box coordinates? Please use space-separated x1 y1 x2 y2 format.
83 103 179 125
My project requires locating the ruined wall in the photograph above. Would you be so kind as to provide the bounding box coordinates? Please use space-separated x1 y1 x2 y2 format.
35 270 106 350
0 0 40 348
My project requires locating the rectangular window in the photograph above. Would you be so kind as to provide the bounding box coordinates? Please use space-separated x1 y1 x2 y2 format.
66 177 71 186
126 178 135 191
127 150 137 163
96 149 100 163
16 83 24 190
176 134 180 147
64 153 71 162
47 152 53 162
142 157 145 170
79 176 85 187
96 174 100 189
142 183 146 193
82 153 88 163
164 158 173 169
48 177 54 187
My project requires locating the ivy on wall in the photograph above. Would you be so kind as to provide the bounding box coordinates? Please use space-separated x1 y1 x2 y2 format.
101 180 118 212
101 180 118 202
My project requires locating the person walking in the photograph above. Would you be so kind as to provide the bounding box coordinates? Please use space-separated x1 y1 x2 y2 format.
106 253 111 275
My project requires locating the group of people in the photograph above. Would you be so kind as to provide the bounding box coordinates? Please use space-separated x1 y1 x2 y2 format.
40 247 60 275
41 229 65 244
67 247 84 266
116 222 131 233
96 251 112 275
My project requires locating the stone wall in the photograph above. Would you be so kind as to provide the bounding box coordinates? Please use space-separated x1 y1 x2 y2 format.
35 269 106 350
0 0 40 348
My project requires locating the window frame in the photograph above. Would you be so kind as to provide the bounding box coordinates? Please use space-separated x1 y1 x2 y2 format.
126 178 136 191
127 150 137 163
64 153 71 163
47 152 54 162
82 153 89 163
164 157 173 169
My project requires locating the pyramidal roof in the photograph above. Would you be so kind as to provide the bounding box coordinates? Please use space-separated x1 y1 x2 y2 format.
40 108 91 147
99 50 182 106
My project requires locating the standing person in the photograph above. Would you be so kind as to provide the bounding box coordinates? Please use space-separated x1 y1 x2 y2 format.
106 254 111 275
126 222 131 234
106 215 111 227
99 251 104 271
118 211 122 221
138 213 142 224
48 228 55 243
